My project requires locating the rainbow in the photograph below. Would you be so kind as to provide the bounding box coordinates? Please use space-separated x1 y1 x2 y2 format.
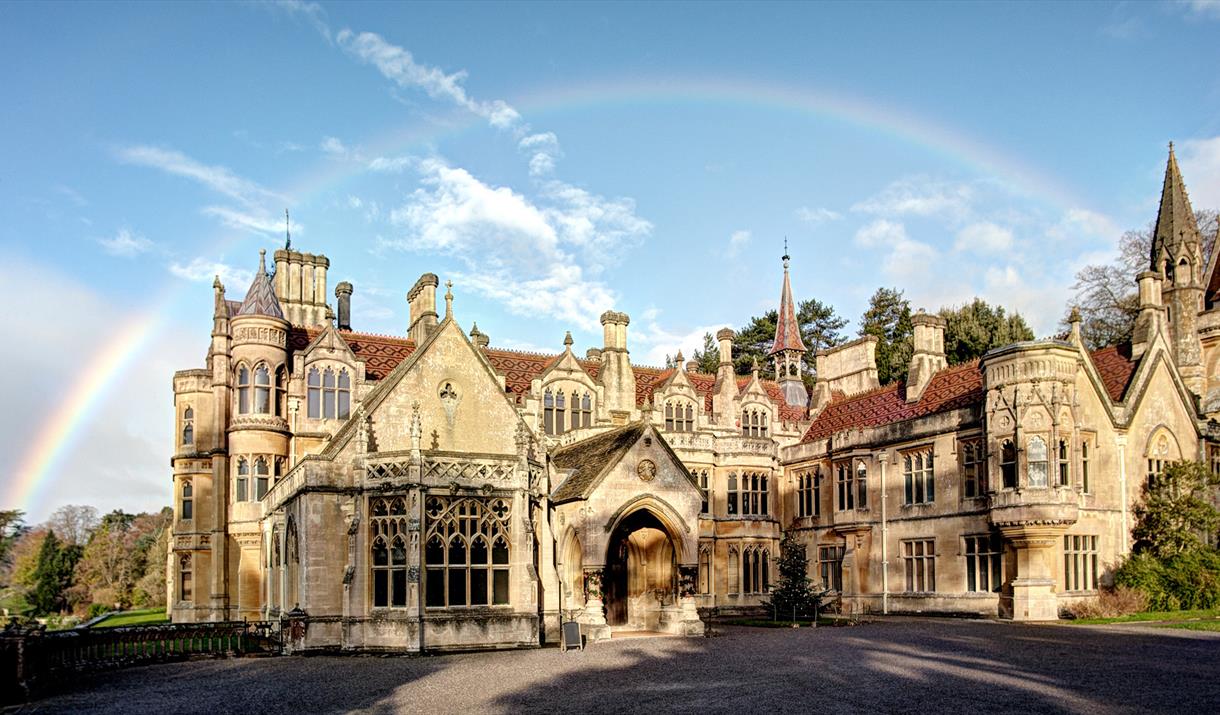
4 73 1092 517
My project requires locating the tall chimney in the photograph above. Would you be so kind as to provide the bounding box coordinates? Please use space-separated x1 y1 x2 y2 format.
335 281 353 331
407 273 439 343
598 311 635 423
712 328 739 426
905 311 947 403
1131 270 1166 359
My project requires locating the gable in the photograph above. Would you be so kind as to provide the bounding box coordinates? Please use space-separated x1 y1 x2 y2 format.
551 423 701 504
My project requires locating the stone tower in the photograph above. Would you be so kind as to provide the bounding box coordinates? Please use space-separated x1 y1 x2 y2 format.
1151 143 1204 396
769 249 809 407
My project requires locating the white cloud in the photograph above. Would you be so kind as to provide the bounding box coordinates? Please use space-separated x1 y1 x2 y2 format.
201 206 294 238
98 228 154 257
954 222 1014 253
116 145 282 209
385 158 651 330
337 29 522 130
795 206 842 223
169 257 253 288
270 0 332 42
1177 136 1220 210
347 195 363 209
852 177 974 220
519 132 562 176
1182 0 1220 20
55 185 89 207
368 155 415 173
854 219 907 247
320 136 349 156
727 229 751 257
634 319 725 367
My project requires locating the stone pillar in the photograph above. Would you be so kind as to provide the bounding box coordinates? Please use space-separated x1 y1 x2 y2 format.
999 525 1063 621
580 568 610 641
676 564 704 635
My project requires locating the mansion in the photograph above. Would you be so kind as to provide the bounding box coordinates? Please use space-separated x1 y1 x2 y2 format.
168 146 1220 650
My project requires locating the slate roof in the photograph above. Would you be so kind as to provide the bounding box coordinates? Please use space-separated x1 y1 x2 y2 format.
286 326 808 420
770 260 807 355
799 344 1140 444
550 423 648 503
1151 144 1202 264
235 252 285 319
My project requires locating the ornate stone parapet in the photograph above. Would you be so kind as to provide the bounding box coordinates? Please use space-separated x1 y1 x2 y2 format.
988 486 1079 530
229 414 290 434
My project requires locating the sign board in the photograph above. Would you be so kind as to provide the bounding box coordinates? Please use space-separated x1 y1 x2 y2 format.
561 621 583 652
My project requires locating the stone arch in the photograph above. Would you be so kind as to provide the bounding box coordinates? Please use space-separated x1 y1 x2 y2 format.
603 495 693 563
558 526 584 613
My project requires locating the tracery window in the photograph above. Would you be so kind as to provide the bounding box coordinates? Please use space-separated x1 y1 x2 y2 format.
855 461 869 509
576 392 593 429
370 497 409 608
903 450 934 505
254 364 271 414
1057 439 1070 487
698 470 710 514
797 470 819 518
180 479 193 520
322 369 336 419
728 548 740 594
307 367 321 419
275 366 287 417
182 406 194 446
1027 437 1048 488
254 457 270 500
727 473 738 515
836 463 853 511
741 408 770 437
961 440 984 498
555 391 567 435
235 458 249 502
424 496 511 608
1081 440 1091 493
698 547 711 594
666 401 694 432
738 472 768 516
274 457 285 483
741 546 770 594
236 365 251 414
1000 440 1017 489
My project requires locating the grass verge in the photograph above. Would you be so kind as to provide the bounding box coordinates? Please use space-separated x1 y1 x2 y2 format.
1066 608 1220 625
93 608 169 628
1154 621 1220 632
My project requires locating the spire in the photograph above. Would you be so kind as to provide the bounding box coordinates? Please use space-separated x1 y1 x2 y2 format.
285 208 292 250
236 249 286 319
1151 141 1201 269
770 245 807 355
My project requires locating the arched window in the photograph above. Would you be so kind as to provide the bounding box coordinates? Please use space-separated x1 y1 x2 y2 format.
182 406 194 446
322 369 336 419
1027 437 1048 487
903 450 934 505
665 402 674 431
1001 440 1017 489
543 389 555 435
254 364 271 414
274 457 285 483
179 554 192 602
727 473 738 515
236 365 251 414
728 548 740 594
337 369 351 419
836 463 853 511
275 365 288 417
555 391 567 435
1177 257 1190 286
856 461 869 509
307 367 321 419
1058 439 1070 487
760 411 768 438
698 547 711 594
235 458 249 502
1081 440 1091 493
180 479 193 520
699 470 710 514
254 457 269 500
962 440 984 497
579 392 593 428
742 549 754 593
421 496 512 608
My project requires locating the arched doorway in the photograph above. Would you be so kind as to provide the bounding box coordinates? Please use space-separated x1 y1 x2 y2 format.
604 509 677 628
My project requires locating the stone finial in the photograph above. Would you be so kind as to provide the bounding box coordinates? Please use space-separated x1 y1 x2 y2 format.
444 280 454 319
1069 306 1082 325
563 331 574 348
716 328 735 341
675 349 685 365
258 248 267 275
213 275 223 291
751 356 760 376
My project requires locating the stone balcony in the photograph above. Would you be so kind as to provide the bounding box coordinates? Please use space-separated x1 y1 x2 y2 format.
987 486 1078 530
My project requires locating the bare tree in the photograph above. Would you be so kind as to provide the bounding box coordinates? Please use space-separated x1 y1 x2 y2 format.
45 505 99 548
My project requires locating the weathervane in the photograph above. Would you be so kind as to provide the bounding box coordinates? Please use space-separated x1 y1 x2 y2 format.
782 236 790 268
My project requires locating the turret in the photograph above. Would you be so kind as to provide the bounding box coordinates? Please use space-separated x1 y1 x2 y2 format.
769 248 809 407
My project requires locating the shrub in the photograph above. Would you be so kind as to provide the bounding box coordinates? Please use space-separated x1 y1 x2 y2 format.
86 602 109 619
1115 549 1220 611
1063 586 1148 619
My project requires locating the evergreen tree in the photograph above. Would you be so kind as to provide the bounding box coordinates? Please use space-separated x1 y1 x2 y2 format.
1133 461 1220 558
30 530 78 615
691 332 720 374
761 531 825 620
859 287 913 385
939 298 1035 365
722 300 848 378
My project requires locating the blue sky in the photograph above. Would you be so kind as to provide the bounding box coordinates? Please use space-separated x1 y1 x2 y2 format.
4 0 1220 521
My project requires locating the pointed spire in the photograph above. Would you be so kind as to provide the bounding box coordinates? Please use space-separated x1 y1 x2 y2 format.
1151 141 1201 269
236 249 285 319
770 245 807 355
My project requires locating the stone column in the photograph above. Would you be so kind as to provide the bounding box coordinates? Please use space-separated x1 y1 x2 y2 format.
999 525 1063 621
580 568 610 641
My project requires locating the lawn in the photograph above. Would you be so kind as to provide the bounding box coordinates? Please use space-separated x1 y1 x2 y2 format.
1155 620 1220 632
93 608 169 628
1067 608 1220 625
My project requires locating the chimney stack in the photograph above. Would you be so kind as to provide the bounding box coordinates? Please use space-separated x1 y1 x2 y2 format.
905 311 947 403
712 328 739 426
469 323 490 349
335 282 353 331
1131 270 1166 359
407 273 440 344
598 311 635 423
814 335 880 398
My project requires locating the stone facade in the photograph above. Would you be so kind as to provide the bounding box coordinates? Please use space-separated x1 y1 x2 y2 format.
168 147 1220 651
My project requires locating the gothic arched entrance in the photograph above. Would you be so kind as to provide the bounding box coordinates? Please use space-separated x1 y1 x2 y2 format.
604 509 677 628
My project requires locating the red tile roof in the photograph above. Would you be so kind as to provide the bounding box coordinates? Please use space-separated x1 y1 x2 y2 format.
1089 343 1137 402
770 264 807 355
799 343 1142 444
288 326 807 419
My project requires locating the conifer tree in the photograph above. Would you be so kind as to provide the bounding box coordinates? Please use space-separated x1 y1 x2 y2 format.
762 531 825 620
859 287 913 385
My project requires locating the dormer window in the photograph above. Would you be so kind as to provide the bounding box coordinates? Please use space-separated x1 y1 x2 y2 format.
182 407 194 446
665 401 694 432
741 408 769 437
543 389 555 435
577 392 593 429
307 367 321 418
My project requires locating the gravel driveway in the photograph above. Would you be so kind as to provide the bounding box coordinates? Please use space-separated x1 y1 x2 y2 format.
19 618 1220 714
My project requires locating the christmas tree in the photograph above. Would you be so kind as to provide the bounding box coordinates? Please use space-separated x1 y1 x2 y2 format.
762 531 827 621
